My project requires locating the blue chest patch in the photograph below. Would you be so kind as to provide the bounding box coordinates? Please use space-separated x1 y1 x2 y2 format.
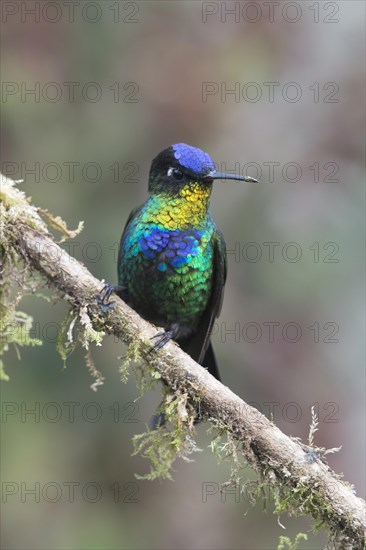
172 143 215 176
138 226 204 270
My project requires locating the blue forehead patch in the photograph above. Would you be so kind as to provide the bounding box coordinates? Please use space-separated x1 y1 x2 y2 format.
172 143 215 175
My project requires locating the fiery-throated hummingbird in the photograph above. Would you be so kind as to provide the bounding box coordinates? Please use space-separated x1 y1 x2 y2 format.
100 143 257 409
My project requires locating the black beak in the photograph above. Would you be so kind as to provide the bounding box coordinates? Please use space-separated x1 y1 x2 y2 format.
204 171 258 183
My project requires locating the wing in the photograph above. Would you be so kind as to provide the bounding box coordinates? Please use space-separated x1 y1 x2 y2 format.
180 227 227 366
117 205 143 280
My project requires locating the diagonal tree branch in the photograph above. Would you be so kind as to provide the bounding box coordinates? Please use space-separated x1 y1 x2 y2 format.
1 176 365 548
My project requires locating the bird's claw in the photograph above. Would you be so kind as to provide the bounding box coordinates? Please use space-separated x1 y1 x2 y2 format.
96 284 118 314
150 323 180 350
150 331 172 349
99 284 115 304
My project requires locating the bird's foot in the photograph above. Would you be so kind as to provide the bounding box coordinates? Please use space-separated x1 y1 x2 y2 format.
150 323 179 350
96 283 127 313
150 331 173 349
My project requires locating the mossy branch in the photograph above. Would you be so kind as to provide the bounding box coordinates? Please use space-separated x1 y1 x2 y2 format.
1 175 365 548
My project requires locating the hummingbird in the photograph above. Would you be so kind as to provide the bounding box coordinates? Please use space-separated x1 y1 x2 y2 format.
100 143 257 419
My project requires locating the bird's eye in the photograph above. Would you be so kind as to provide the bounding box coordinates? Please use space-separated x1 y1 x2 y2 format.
167 167 183 180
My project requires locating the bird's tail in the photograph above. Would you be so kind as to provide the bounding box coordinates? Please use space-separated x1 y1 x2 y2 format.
200 341 221 382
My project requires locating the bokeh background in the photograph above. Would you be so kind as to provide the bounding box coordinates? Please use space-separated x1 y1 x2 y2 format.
1 1 365 549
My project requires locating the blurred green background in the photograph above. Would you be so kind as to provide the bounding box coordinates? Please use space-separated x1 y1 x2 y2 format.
1 1 365 549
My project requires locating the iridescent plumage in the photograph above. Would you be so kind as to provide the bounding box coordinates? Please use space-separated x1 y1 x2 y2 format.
101 143 257 398
119 194 215 336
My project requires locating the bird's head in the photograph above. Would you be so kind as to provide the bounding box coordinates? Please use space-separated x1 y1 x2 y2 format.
148 143 257 197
